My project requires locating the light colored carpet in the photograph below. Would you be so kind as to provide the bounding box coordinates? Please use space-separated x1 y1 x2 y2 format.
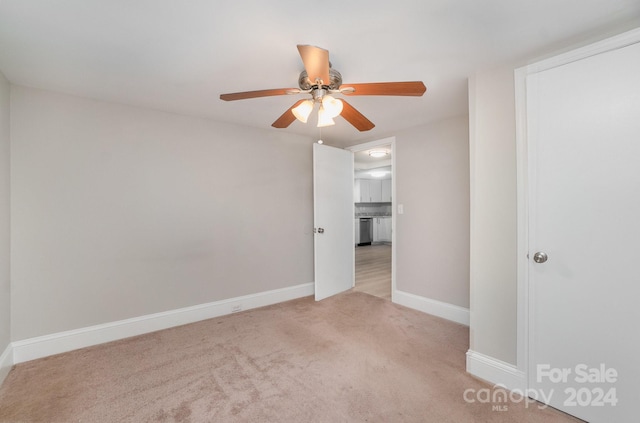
0 291 581 422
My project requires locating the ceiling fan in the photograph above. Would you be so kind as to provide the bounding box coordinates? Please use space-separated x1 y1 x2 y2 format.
219 45 426 132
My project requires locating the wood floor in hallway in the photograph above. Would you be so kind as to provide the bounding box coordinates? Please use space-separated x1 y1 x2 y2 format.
353 244 391 300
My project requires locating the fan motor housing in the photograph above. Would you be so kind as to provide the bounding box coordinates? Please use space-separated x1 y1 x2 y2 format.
298 68 342 91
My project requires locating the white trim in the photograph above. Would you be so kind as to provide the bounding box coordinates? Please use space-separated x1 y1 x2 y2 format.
466 350 526 392
346 136 396 153
0 343 13 386
514 65 529 387
391 142 397 302
393 289 470 326
467 74 478 349
514 27 640 392
525 27 640 75
12 282 314 364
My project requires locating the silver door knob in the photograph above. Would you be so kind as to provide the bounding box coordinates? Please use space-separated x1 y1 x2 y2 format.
317 228 325 234
533 252 548 263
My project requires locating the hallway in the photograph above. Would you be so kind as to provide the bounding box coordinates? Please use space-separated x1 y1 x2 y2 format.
353 244 391 300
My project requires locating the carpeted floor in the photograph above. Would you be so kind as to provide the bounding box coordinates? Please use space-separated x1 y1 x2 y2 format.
0 291 582 422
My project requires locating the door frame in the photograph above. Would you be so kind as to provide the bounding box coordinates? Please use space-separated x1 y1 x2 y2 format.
346 136 397 301
514 27 640 391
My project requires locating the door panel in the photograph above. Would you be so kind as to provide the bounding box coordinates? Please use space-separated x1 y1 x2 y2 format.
313 144 354 301
528 41 640 422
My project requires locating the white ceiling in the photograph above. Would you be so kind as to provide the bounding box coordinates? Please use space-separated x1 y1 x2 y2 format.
1 1 639 147
354 145 391 179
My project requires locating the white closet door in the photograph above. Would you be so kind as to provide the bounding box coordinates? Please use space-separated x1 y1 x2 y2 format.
528 41 640 422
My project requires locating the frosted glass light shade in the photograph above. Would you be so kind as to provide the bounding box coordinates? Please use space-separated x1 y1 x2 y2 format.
292 100 314 123
368 150 388 158
317 106 335 127
321 95 343 118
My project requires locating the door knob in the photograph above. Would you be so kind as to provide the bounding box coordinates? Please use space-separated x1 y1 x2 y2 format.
317 228 325 234
533 251 548 263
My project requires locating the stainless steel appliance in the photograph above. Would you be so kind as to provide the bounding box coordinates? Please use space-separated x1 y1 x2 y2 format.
358 218 372 246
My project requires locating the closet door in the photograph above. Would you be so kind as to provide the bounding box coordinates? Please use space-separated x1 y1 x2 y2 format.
527 41 640 422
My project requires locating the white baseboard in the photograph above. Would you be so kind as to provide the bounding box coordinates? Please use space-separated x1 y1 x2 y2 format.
0 343 13 386
393 289 470 326
466 349 526 391
12 282 314 364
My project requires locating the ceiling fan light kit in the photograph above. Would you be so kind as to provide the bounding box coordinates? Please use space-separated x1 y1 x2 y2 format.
316 106 336 128
291 99 314 123
220 44 426 132
321 95 343 118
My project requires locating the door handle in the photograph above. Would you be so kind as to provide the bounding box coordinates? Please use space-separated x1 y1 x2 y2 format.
317 228 325 234
533 251 548 263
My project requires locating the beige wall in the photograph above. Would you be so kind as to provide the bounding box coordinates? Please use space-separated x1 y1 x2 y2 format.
468 65 518 364
10 86 314 340
9 84 472 344
0 73 10 353
395 116 470 308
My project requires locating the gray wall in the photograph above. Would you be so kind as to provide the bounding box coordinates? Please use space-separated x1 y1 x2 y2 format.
468 65 518 364
395 116 470 308
0 73 10 354
9 84 472 344
10 86 314 340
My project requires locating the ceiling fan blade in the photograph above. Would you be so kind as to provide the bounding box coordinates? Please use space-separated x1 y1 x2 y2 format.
297 45 330 86
272 100 306 129
339 99 375 132
339 81 426 96
220 88 300 101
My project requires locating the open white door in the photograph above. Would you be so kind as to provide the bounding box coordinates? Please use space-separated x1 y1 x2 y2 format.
313 143 354 301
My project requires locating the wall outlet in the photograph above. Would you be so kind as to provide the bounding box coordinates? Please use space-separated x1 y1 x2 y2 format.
231 304 242 313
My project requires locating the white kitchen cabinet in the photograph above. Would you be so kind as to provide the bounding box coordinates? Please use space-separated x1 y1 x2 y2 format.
369 179 382 202
354 179 371 203
372 218 379 242
379 217 392 242
372 217 392 243
381 179 392 202
355 178 391 203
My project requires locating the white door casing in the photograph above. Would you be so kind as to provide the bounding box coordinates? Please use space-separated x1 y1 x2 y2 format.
520 33 640 422
313 143 354 301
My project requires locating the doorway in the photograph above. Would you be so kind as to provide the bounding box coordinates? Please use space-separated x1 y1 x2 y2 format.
348 137 396 301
